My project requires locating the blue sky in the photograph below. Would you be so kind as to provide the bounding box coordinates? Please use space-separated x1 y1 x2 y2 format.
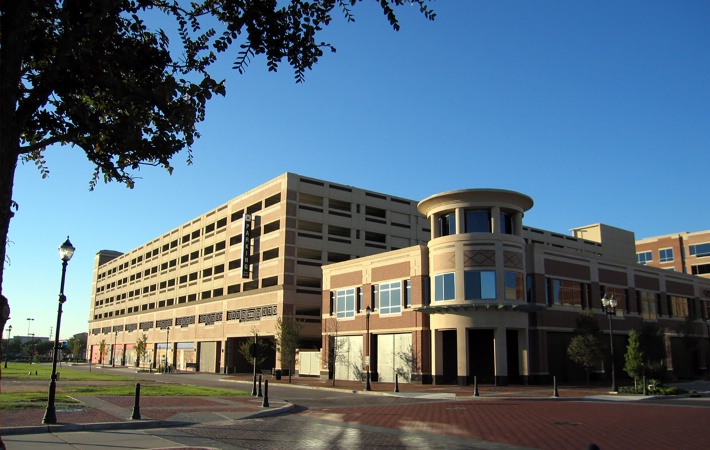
4 0 709 340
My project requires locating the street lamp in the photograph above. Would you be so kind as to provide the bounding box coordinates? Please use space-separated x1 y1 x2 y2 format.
43 237 75 424
365 306 372 391
601 293 617 393
3 325 11 368
165 326 170 373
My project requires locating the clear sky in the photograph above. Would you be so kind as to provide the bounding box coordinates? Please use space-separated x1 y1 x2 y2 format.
4 0 709 341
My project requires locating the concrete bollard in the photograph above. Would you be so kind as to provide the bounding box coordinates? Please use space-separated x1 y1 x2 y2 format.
261 379 270 408
553 376 559 398
474 376 479 397
131 383 142 420
258 374 263 397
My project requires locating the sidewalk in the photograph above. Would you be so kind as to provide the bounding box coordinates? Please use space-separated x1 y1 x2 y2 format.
4 368 706 437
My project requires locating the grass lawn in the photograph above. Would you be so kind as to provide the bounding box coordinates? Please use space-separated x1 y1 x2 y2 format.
0 363 248 410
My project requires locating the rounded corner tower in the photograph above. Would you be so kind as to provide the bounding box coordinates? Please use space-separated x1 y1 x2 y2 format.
416 188 535 386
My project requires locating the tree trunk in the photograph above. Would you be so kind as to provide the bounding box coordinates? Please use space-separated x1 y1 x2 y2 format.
0 0 30 343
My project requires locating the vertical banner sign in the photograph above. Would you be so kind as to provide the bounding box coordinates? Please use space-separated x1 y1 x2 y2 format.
242 214 252 278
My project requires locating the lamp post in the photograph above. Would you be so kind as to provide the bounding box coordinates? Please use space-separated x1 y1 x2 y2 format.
43 237 75 424
3 325 11 368
30 333 35 362
601 293 617 393
365 306 372 391
165 326 170 372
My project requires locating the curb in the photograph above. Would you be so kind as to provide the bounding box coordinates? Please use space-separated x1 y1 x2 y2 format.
0 402 294 436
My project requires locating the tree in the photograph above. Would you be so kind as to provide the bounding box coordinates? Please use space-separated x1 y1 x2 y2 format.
624 329 644 390
0 1 436 339
323 317 350 386
237 331 271 369
67 333 87 360
135 333 148 368
274 314 303 383
566 312 605 386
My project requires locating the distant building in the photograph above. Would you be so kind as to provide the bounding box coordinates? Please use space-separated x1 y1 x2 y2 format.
636 230 710 280
322 189 710 385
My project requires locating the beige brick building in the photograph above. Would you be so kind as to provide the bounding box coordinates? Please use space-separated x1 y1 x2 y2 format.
636 230 710 280
88 173 430 373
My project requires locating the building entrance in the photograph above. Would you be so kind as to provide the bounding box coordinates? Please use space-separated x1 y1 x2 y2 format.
468 329 495 384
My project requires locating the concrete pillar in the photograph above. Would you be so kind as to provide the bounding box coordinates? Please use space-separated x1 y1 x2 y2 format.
518 329 530 384
455 207 465 234
457 326 468 385
433 329 444 384
494 327 508 386
491 206 501 234
514 212 524 236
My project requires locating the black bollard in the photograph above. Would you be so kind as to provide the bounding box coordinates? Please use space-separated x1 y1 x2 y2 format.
258 374 263 397
394 374 399 393
252 375 257 396
552 376 559 398
262 379 270 408
643 375 647 396
474 376 479 397
131 383 141 420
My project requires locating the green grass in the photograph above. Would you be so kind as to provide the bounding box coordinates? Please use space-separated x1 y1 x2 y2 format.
2 363 137 381
1 363 248 410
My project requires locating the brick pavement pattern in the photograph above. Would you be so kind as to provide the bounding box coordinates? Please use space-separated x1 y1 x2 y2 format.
301 398 710 450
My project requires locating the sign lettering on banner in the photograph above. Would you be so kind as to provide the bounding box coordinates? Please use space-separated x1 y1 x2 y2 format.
242 214 252 278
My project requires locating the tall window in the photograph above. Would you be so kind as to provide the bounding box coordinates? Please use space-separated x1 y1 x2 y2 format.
434 273 455 301
439 212 456 236
379 281 402 315
636 251 652 265
464 270 496 300
336 288 356 319
670 296 689 318
464 210 490 233
504 272 524 300
546 279 583 307
638 291 658 321
500 212 514 235
689 243 710 257
659 248 674 263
